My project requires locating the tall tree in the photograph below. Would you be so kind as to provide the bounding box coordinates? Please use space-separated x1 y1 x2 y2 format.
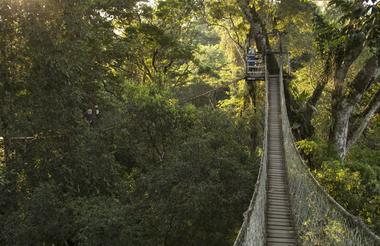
118 0 204 86
234 0 380 160
315 0 380 159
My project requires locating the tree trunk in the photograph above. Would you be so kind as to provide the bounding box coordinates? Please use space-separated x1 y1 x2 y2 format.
329 36 365 141
330 52 380 159
332 98 354 159
246 80 257 108
347 89 380 152
237 0 279 74
297 55 332 139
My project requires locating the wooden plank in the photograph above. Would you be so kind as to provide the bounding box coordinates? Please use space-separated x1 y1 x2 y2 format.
267 218 293 224
267 208 291 214
267 206 291 212
267 220 293 226
268 231 296 238
268 213 292 218
268 194 289 200
268 172 286 176
267 229 295 234
268 193 289 197
267 238 297 243
271 185 287 188
268 197 289 201
268 196 290 201
267 222 293 228
268 214 292 220
267 243 296 246
268 178 286 181
267 225 295 230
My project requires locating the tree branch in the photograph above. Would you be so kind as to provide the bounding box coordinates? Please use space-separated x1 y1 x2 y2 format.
152 49 159 73
163 58 174 74
307 53 332 111
237 0 265 49
173 64 190 87
237 0 279 74
346 53 379 105
347 88 380 150
333 34 365 97
140 58 154 81
228 13 243 48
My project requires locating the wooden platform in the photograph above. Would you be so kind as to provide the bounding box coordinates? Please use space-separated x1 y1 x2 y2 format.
266 77 297 245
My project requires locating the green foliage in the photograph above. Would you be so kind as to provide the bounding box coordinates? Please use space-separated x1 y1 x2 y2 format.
329 0 380 49
305 129 380 233
70 197 128 246
1 0 379 244
315 161 365 212
345 120 380 232
296 139 318 157
0 77 258 245
0 1 260 244
312 11 343 56
107 82 258 245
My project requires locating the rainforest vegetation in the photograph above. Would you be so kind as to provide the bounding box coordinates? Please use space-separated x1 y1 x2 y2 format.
0 0 379 245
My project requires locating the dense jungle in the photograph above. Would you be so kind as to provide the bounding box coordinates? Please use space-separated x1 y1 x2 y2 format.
0 0 379 245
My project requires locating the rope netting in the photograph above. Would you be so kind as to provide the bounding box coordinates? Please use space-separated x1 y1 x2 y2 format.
278 57 380 246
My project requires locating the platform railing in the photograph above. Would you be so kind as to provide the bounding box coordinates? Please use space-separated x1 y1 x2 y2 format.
246 54 265 79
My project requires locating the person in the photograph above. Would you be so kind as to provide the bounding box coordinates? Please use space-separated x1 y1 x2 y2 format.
247 48 256 73
84 105 101 125
94 105 100 118
84 108 94 124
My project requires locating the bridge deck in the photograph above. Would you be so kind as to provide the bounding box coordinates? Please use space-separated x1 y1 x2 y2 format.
266 76 297 245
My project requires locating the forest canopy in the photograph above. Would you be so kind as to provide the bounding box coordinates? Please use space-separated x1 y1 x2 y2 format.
0 0 379 245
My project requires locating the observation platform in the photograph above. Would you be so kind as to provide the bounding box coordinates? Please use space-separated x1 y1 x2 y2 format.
246 53 265 81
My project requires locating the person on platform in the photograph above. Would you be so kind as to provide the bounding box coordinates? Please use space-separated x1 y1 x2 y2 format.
247 48 256 73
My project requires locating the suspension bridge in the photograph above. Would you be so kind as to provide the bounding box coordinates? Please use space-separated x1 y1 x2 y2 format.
233 53 380 245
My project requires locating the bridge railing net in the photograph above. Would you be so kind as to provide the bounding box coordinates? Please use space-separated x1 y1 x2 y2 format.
233 57 269 246
278 56 380 246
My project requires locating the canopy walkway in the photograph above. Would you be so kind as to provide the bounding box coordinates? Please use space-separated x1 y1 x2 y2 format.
234 54 380 246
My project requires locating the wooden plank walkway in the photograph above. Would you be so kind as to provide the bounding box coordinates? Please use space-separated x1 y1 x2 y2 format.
266 76 297 245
